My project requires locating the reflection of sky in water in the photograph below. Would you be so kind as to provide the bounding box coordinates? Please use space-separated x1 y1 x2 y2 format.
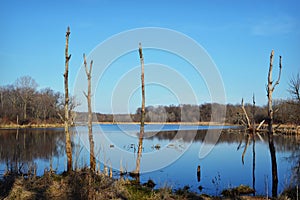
0 124 298 196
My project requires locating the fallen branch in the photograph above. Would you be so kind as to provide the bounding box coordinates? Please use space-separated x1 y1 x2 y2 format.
241 98 251 128
256 120 265 130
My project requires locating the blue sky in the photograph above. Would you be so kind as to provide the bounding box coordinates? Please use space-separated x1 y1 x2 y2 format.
1 0 300 113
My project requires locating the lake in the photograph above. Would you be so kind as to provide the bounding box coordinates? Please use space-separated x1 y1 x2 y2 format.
0 124 299 196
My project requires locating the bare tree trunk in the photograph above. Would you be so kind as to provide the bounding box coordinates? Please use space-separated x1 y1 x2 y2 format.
267 50 282 198
23 102 27 120
83 54 96 172
267 50 282 135
252 94 256 135
64 26 72 172
267 50 274 135
252 94 256 196
134 43 145 175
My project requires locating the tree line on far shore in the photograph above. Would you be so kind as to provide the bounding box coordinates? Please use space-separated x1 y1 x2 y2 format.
1 74 299 126
0 76 77 125
76 100 299 125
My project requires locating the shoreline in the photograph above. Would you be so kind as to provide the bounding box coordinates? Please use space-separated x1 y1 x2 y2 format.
0 122 298 135
0 123 65 129
0 121 236 129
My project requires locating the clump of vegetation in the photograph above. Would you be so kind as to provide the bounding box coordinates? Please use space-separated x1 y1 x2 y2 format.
221 184 254 198
3 170 297 200
0 169 208 200
1 170 126 200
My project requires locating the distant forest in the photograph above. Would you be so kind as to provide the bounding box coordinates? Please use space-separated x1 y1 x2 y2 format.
0 76 76 125
1 75 299 125
76 101 300 125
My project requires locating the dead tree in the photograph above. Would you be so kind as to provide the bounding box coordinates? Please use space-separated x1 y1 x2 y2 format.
64 26 72 172
241 97 264 134
267 50 282 198
241 95 264 166
133 43 145 175
83 53 96 172
267 50 282 135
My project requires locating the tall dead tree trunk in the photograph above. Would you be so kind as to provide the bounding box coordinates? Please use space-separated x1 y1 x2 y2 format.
134 43 145 175
252 94 256 196
267 50 282 198
252 94 256 135
267 50 282 135
83 53 96 172
64 26 72 172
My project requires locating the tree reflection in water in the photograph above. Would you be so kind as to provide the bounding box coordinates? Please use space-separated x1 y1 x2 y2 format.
0 128 65 175
0 127 299 196
268 133 278 197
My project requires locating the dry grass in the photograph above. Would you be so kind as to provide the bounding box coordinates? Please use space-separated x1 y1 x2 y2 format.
1 170 298 200
0 123 64 129
1 170 126 200
0 170 207 200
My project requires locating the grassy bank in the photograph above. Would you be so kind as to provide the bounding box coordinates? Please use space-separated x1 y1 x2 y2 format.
0 169 297 200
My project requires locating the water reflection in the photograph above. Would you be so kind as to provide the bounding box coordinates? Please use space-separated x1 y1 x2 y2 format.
197 165 201 182
252 134 256 196
0 128 65 175
0 126 299 196
268 133 278 197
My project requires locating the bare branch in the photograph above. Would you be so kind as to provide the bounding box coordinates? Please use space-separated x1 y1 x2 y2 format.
241 98 251 128
256 120 265 130
83 53 93 81
83 53 89 77
240 119 247 126
89 60 93 75
272 55 282 91
83 91 88 99
268 50 274 89
57 112 64 122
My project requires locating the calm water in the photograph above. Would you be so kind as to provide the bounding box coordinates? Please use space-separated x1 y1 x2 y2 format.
0 124 299 196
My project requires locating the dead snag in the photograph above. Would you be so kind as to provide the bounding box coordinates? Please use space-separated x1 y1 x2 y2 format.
64 26 72 172
267 50 282 135
134 43 146 175
83 54 96 172
267 50 282 198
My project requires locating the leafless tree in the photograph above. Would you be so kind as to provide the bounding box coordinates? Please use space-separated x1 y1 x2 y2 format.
15 76 38 120
133 43 145 175
267 50 282 135
83 53 96 172
288 73 300 102
64 26 72 172
267 50 282 198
